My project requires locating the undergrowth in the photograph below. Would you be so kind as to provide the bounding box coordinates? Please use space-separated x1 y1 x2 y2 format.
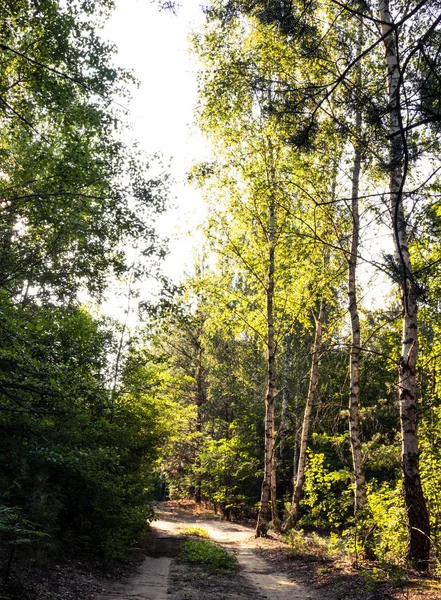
283 528 441 597
284 529 346 560
178 538 237 572
180 526 209 538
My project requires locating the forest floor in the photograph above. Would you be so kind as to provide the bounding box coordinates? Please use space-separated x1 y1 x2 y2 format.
5 501 441 600
95 500 441 600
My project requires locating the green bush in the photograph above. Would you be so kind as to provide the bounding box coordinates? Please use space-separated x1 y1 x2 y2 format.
366 481 407 563
197 433 260 517
285 528 346 560
0 302 161 563
181 527 209 538
178 538 237 572
420 407 441 564
299 451 353 529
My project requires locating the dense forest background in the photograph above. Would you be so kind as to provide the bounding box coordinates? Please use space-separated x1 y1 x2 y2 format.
2 0 441 592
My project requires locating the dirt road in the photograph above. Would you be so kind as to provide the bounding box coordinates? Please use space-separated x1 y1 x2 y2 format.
99 502 317 600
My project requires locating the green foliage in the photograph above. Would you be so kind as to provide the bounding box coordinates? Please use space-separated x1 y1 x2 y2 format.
285 529 346 560
178 538 237 572
359 564 409 593
0 0 169 577
0 0 168 299
366 482 407 564
198 433 261 517
144 281 265 514
420 407 441 562
0 299 163 563
0 505 48 547
364 434 401 482
181 527 209 538
299 452 352 529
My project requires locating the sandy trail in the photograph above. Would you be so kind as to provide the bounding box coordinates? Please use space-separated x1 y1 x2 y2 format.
100 503 316 600
155 505 316 600
102 556 171 600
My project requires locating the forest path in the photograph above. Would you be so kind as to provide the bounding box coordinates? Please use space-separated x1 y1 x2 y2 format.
100 501 317 600
100 555 172 600
96 501 441 600
156 502 317 600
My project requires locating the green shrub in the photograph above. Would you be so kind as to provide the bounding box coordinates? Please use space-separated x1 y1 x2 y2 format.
285 528 346 560
181 527 209 538
0 303 161 563
420 407 441 564
197 434 260 518
299 451 352 529
178 538 237 572
367 481 407 563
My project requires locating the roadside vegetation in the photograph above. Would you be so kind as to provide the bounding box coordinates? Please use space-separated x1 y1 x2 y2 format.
179 538 237 573
2 0 441 599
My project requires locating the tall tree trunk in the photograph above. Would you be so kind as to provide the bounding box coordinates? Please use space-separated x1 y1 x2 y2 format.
279 335 291 465
378 0 430 568
292 348 300 485
110 249 138 422
283 298 325 532
348 20 368 518
194 351 205 503
256 193 278 536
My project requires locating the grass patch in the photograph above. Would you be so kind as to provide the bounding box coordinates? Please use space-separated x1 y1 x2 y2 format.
178 538 237 572
181 526 209 538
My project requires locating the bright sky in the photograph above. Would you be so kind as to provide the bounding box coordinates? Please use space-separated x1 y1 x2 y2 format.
100 0 209 321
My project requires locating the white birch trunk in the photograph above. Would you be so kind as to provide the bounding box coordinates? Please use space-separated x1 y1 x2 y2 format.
282 298 325 532
194 356 204 503
348 20 368 517
348 137 367 516
256 192 278 536
279 336 291 464
378 0 430 568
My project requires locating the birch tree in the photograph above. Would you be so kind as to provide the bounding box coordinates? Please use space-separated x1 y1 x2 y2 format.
192 14 345 535
222 0 439 565
376 0 432 567
347 19 369 524
283 297 325 531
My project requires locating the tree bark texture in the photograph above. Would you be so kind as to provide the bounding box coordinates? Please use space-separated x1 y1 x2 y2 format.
378 0 430 568
195 351 205 503
256 193 278 536
348 23 368 516
279 335 291 464
283 298 325 532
